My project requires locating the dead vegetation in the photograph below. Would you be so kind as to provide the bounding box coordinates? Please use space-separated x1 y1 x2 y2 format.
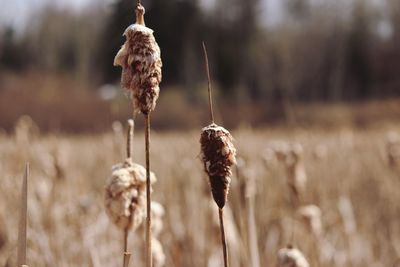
0 121 399 266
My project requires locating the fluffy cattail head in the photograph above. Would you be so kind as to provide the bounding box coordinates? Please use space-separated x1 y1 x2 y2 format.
200 123 236 209
151 201 165 237
152 238 166 267
104 159 156 231
277 245 310 267
114 4 162 115
297 205 322 237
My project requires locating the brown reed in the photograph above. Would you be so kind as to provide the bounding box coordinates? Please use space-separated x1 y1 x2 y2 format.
200 42 236 267
114 2 163 266
104 120 157 267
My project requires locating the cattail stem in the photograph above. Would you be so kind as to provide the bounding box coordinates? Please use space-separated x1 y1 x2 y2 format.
247 194 261 267
123 230 131 267
135 2 145 26
17 163 29 267
218 208 229 267
202 42 215 124
123 253 131 267
145 113 152 267
127 120 134 159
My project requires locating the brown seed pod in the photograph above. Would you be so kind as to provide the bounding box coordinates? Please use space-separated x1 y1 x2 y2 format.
114 5 162 115
104 159 156 231
200 123 236 209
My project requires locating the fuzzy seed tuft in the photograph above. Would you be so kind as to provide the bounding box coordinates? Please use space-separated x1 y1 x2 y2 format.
114 10 162 115
104 159 156 231
277 246 310 267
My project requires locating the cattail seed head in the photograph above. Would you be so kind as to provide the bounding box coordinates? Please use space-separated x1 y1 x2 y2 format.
284 144 307 204
297 204 322 237
200 123 236 209
277 245 310 267
114 4 162 115
152 238 166 267
151 201 165 237
104 159 156 231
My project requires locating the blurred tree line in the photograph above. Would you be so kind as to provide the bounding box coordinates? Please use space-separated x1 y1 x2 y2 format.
1 0 400 103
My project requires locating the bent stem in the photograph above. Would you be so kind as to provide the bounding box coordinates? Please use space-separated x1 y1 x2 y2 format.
219 208 229 267
145 113 153 267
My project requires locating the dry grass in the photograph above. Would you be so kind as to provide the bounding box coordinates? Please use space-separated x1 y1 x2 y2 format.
0 124 399 266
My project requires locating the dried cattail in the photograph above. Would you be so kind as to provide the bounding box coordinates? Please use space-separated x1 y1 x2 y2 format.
297 205 322 237
338 196 357 235
114 4 162 115
200 42 236 267
262 147 279 169
14 115 39 145
386 132 400 168
277 245 310 267
270 141 291 164
200 123 237 209
104 159 156 231
151 201 165 238
152 238 166 267
285 144 307 204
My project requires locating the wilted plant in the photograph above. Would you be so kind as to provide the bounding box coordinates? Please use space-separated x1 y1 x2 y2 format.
285 144 307 206
149 201 165 267
113 1 163 265
200 42 236 267
297 204 322 238
104 120 157 267
270 143 307 207
113 2 162 115
277 245 310 267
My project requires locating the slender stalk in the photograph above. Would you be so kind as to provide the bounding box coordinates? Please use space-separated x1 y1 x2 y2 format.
127 119 134 160
17 163 29 267
145 114 152 267
218 209 229 267
203 41 228 267
123 230 131 267
247 195 260 267
122 120 134 267
202 42 215 124
135 2 145 26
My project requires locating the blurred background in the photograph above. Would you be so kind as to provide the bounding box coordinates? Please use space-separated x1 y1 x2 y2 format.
1 1 400 267
0 0 400 132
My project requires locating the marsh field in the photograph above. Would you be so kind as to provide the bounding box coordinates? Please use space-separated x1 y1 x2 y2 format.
3 0 400 266
0 117 399 267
